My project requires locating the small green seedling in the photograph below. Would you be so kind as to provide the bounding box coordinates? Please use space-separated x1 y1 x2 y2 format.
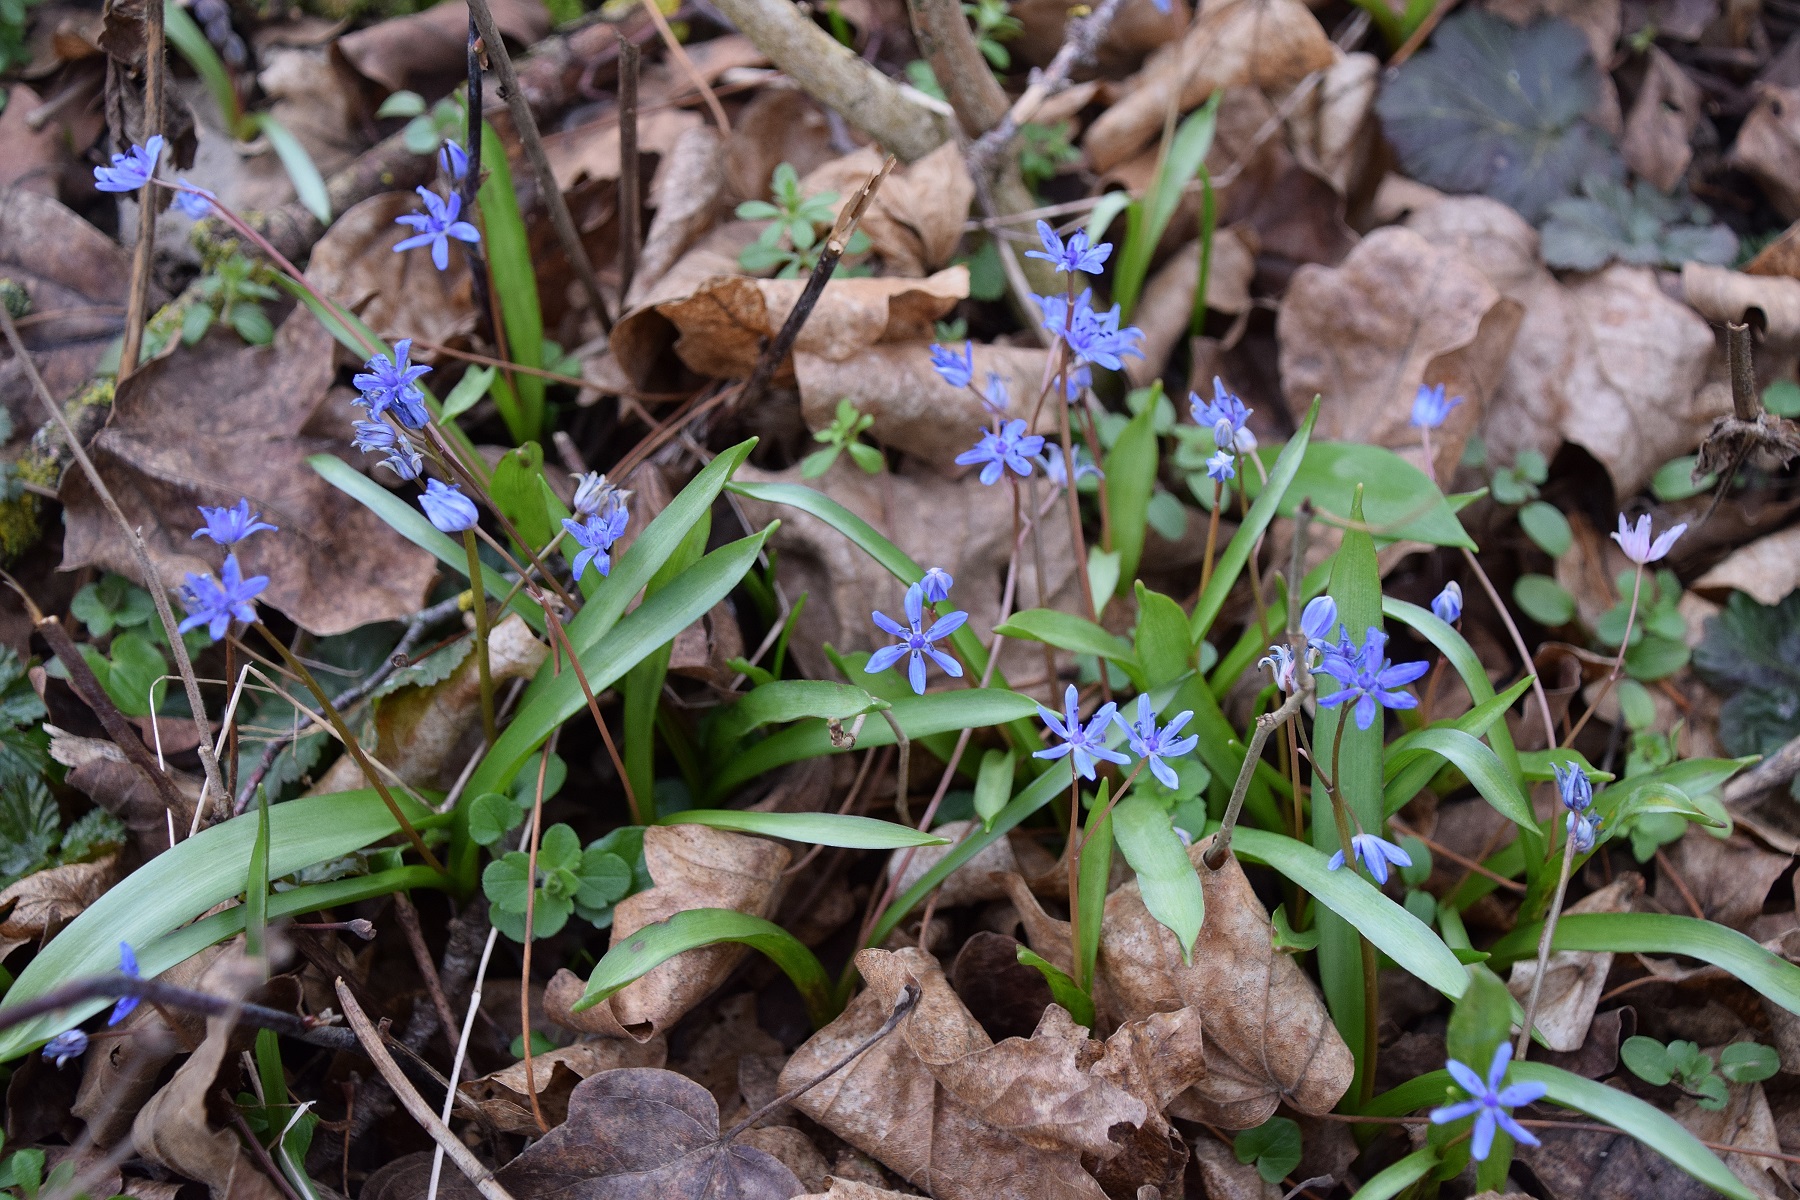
1234 1116 1303 1184
802 399 883 478
1489 449 1548 505
735 163 870 279
1621 1036 1779 1110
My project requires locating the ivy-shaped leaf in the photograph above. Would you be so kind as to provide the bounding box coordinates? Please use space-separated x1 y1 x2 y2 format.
1692 590 1800 759
1540 176 1738 271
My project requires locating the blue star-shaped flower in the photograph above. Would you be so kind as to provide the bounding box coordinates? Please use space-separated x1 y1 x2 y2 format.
1025 220 1112 275
94 136 163 193
352 339 432 428
1315 626 1429 731
1040 443 1101 489
1432 580 1463 624
954 419 1045 485
1112 695 1197 789
109 941 142 1025
1037 291 1144 371
1567 810 1602 853
1034 684 1129 781
929 341 975 389
1430 1043 1547 1161
563 500 630 581
420 478 478 533
867 582 967 695
1327 832 1414 885
920 567 954 603
192 498 277 545
1410 382 1464 430
1612 513 1686 565
178 554 268 641
1205 448 1236 483
42 1029 88 1067
394 187 482 271
1191 377 1252 448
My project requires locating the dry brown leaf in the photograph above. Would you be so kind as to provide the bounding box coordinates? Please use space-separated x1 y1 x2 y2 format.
305 191 477 353
1730 86 1800 221
1101 839 1353 1127
338 0 548 95
1745 220 1800 278
1693 525 1800 605
309 612 548 794
796 343 1051 470
0 855 120 961
1653 829 1793 930
802 144 975 277
795 1181 916 1200
1682 262 1800 355
883 820 1018 909
1277 225 1520 481
724 89 841 208
622 125 726 310
1506 877 1637 1052
1082 0 1336 172
58 312 437 635
783 947 1203 1200
610 221 774 390
659 267 967 382
1623 47 1705 192
1677 1079 1790 1198
951 931 1057 1041
461 1038 668 1133
739 1127 832 1192
0 83 66 196
545 108 707 194
228 50 365 213
1286 50 1381 197
1190 1136 1284 1200
1127 229 1258 386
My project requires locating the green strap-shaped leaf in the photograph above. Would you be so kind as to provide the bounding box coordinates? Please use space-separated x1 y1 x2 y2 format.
1348 1147 1440 1200
255 113 330 224
1383 598 1521 779
1104 397 1159 588
659 810 947 849
1383 675 1532 795
476 122 544 444
1114 794 1203 961
577 908 835 1027
1017 947 1095 1027
995 609 1139 676
1382 727 1539 833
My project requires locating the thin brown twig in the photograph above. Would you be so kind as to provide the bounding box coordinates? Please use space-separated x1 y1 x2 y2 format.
393 893 469 1072
1389 820 1528 893
640 0 730 133
965 0 1130 176
617 40 642 300
118 0 165 379
1654 847 1707 919
229 1108 307 1200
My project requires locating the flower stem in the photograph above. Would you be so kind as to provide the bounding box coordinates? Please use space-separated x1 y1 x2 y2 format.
462 530 498 748
1515 831 1577 1060
1563 563 1644 749
1199 479 1223 596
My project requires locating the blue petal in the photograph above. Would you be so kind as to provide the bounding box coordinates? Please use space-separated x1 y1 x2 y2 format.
867 645 908 673
1493 1109 1539 1147
907 652 926 695
1430 1099 1483 1124
1470 1108 1497 1161
923 647 962 677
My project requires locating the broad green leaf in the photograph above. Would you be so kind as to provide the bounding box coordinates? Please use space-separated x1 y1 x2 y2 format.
1381 727 1538 832
577 908 835 1027
1134 583 1193 688
440 364 495 420
1518 501 1572 557
1113 794 1203 960
477 122 545 443
490 442 553 549
1513 573 1575 625
658 810 946 848
1382 676 1533 813
708 688 1043 799
0 791 446 1060
974 748 1016 829
994 609 1136 668
624 515 708 819
1016 946 1095 1027
1087 547 1121 618
1104 396 1159 588
709 680 890 751
1244 440 1474 548
1234 1117 1303 1186
256 114 330 223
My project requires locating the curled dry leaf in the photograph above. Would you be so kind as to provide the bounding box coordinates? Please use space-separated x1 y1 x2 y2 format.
610 221 765 390
1277 225 1521 481
1506 877 1637 1053
545 108 707 194
1729 86 1800 222
305 191 477 353
337 0 549 95
801 144 976 277
584 824 789 1040
658 267 968 383
725 89 841 209
1693 526 1800 606
1681 262 1800 355
1082 0 1336 172
738 1127 832 1192
1652 829 1794 931
796 343 1051 470
59 312 437 635
461 1037 668 1133
622 124 725 310
1286 51 1381 198
0 854 120 961
783 947 1204 1200
1676 1079 1791 1199
310 612 548 794
59 736 198 862
1101 838 1353 1128
1623 47 1705 193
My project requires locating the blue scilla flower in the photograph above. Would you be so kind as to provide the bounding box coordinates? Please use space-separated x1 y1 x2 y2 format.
1430 1043 1547 1161
353 339 432 428
1062 363 1092 401
394 187 481 271
563 501 630 581
439 140 469 184
1568 810 1602 853
1113 695 1197 789
109 941 142 1025
1300 595 1338 647
1036 290 1144 371
1260 644 1297 691
1432 580 1463 624
867 582 966 695
955 419 1045 485
379 436 425 481
172 184 215 219
420 478 478 533
1205 449 1236 484
1553 760 1592 813
571 471 620 518
930 342 975 390
1040 443 1101 489
1316 626 1429 731
1410 382 1463 430
921 567 954 603
178 555 268 641
94 135 163 192
1025 220 1111 275
982 372 1010 415
1034 684 1128 781
1328 831 1413 885
192 498 277 545
42 1029 88 1068
351 420 398 454
1192 378 1252 449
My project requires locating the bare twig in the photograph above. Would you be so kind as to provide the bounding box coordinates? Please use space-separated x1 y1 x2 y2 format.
394 893 468 1072
337 980 519 1200
1204 689 1307 869
118 0 165 378
1515 833 1577 1059
640 0 730 134
966 0 1131 177
518 735 557 1134
617 40 642 300
907 0 1007 134
467 0 615 333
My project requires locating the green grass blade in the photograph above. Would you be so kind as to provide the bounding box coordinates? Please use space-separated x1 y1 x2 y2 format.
1383 598 1521 779
163 0 245 135
994 609 1138 668
577 909 835 1027
245 787 271 960
476 123 544 443
659 810 948 848
1381 727 1539 832
1076 779 1113 992
1017 947 1095 1026
1348 1146 1439 1200
708 680 889 753
156 865 447 967
1104 397 1158 590
255 114 330 224
1114 95 1219 317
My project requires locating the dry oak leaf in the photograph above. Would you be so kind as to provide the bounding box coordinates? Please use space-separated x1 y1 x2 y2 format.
796 342 1051 471
782 946 1203 1200
622 124 726 310
337 0 548 95
801 144 976 278
1676 1078 1791 1199
1277 225 1521 483
1099 838 1353 1128
1729 85 1800 222
58 312 436 636
305 191 477 355
460 1036 669 1133
1693 525 1800 606
660 267 968 382
1681 262 1800 356
1286 51 1382 198
610 221 764 390
1622 47 1705 193
724 90 841 211
0 854 120 961
1505 877 1637 1052
1082 0 1335 172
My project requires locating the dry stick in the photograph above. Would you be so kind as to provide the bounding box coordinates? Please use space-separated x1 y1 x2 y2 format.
616 41 642 301
0 305 227 806
118 0 165 379
1515 832 1577 1060
639 0 730 133
427 921 503 1200
966 0 1131 176
1204 688 1307 869
1462 546 1558 749
518 736 557 1134
393 893 468 1070
336 980 520 1200
739 157 895 412
467 0 614 334
229 1109 308 1200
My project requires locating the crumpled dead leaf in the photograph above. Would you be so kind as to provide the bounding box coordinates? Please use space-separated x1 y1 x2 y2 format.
58 312 437 636
1278 225 1521 481
1693 525 1800 606
1506 877 1637 1053
1101 838 1353 1127
725 89 841 209
461 1037 668 1133
802 144 975 277
740 1127 832 1193
1623 47 1705 193
796 343 1051 470
796 1180 916 1200
1653 829 1793 931
1191 1136 1284 1200
311 613 548 794
1676 1078 1791 1199
338 0 549 95
1730 85 1800 221
228 49 366 214
1128 228 1258 386
622 124 725 310
304 191 477 354
1681 262 1800 355
783 947 1204 1200
610 221 774 390
0 854 121 961
1083 0 1336 172
1286 51 1381 198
